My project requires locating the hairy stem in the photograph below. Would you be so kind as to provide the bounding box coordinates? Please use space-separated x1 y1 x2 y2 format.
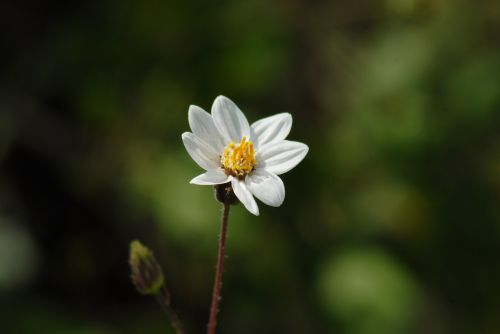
156 285 185 334
207 203 231 334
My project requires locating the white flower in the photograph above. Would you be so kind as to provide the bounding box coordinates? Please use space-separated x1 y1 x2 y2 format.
182 95 309 216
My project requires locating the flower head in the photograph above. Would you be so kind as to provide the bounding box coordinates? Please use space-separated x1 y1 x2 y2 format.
182 95 309 215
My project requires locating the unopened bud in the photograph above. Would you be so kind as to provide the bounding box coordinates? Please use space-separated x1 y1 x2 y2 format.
129 240 164 295
214 182 239 205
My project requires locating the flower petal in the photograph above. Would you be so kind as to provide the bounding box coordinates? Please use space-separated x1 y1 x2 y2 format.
188 105 226 152
182 132 220 170
251 113 292 148
231 177 259 215
212 95 250 142
246 170 285 207
257 140 309 175
190 169 229 185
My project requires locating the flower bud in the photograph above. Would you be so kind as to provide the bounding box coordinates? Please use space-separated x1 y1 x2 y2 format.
129 240 164 295
214 182 239 205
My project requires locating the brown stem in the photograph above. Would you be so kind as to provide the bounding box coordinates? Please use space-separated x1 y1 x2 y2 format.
156 285 185 334
207 203 231 334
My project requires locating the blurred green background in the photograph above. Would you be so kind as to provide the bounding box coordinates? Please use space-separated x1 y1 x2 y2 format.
1 0 500 333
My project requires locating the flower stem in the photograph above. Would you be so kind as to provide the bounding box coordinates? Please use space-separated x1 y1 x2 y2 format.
156 285 185 334
207 202 231 334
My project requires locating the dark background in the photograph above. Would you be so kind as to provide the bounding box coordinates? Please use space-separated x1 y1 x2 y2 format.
1 0 500 333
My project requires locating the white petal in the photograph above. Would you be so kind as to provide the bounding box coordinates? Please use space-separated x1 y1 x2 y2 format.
212 95 250 142
190 169 229 185
188 105 226 152
231 177 259 216
251 113 292 148
257 140 309 175
246 170 285 207
182 132 220 170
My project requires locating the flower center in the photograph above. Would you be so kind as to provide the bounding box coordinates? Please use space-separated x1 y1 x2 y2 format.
220 136 256 178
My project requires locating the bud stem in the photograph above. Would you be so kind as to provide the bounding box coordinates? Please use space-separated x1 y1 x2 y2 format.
207 202 231 334
156 285 185 334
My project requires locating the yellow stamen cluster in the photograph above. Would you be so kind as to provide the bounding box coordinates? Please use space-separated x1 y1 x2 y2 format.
220 136 256 178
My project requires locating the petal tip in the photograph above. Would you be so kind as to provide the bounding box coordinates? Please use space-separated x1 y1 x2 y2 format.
250 207 260 216
188 104 207 114
215 94 228 100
